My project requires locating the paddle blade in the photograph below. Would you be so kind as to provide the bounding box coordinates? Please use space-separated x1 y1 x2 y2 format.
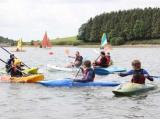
94 68 110 75
64 48 69 56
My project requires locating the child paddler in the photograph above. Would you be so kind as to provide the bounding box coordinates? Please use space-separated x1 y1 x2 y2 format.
118 60 153 84
66 51 83 68
74 60 95 83
93 51 110 67
8 59 24 77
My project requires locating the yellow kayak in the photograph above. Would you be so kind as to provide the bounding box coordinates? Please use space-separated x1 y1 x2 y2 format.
23 67 38 74
10 74 44 83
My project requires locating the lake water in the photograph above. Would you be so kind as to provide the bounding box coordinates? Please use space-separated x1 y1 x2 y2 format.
0 47 160 118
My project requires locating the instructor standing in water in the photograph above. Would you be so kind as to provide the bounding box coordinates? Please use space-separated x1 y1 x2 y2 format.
66 51 83 68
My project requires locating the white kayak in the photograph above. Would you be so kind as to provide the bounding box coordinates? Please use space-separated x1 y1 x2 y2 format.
47 64 78 72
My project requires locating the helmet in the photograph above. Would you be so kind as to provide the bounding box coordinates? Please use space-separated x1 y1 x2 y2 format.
10 54 14 59
14 59 21 65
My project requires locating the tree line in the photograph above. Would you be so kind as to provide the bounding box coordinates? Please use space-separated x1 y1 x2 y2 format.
0 36 15 46
77 7 160 45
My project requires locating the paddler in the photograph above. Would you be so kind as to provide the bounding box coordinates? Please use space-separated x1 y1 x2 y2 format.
74 60 95 82
8 59 24 77
118 59 153 84
5 54 15 73
93 51 110 67
66 51 83 68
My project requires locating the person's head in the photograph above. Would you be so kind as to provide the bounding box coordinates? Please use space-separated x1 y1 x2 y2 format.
14 59 21 67
132 59 141 70
100 51 105 57
83 60 91 69
75 51 80 57
107 52 110 56
10 54 14 59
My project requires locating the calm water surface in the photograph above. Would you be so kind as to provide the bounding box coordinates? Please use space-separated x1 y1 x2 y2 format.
0 47 160 118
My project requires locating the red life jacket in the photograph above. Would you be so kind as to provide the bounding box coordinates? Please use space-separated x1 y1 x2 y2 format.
131 69 145 84
105 56 110 65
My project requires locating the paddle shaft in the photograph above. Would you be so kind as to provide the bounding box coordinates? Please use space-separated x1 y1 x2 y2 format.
74 67 81 80
150 76 160 78
1 47 30 68
95 55 101 62
0 58 28 76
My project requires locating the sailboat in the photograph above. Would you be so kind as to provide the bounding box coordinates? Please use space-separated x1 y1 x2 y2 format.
13 38 25 52
41 32 52 48
101 33 112 52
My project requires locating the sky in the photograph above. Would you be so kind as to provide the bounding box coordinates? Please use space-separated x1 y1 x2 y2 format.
0 0 160 41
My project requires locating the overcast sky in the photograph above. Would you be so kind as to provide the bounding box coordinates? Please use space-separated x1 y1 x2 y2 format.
0 0 160 41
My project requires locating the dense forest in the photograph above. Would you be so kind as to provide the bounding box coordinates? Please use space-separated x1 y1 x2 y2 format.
0 36 15 46
77 7 160 45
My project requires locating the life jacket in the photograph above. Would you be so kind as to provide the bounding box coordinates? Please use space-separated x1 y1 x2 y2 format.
105 56 110 65
83 68 95 82
10 66 23 77
98 57 108 67
75 56 83 67
131 69 145 84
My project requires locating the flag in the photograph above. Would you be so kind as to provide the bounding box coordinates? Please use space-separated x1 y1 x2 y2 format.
101 33 107 47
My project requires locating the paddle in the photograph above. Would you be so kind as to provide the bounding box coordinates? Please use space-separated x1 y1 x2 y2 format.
149 76 160 79
0 58 28 76
1 47 30 69
64 48 70 56
73 68 81 81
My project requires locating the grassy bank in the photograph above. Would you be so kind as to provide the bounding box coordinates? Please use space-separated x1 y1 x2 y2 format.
125 39 160 45
51 36 99 46
51 36 160 47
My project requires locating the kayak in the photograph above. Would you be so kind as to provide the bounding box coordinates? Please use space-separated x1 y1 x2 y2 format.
23 67 38 74
94 66 126 75
112 83 157 96
47 64 78 72
38 78 120 87
0 74 44 83
0 67 38 74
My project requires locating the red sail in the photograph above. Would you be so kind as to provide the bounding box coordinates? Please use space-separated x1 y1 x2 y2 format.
41 32 52 48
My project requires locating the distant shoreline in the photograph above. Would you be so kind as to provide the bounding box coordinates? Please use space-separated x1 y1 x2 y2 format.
8 44 160 48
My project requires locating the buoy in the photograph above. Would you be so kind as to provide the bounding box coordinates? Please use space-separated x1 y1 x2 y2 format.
49 52 54 55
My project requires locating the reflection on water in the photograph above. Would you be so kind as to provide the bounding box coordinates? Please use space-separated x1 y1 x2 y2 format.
0 47 160 118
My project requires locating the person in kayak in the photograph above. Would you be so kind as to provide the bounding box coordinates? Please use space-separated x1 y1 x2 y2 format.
93 51 109 67
118 59 153 84
74 60 95 83
8 59 24 77
5 54 15 73
66 51 83 68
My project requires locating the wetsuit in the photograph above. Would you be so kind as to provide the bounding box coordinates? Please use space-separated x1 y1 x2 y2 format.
119 69 153 84
74 68 95 83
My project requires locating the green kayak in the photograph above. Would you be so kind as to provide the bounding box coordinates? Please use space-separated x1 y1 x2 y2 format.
23 67 38 74
112 82 157 96
0 67 38 75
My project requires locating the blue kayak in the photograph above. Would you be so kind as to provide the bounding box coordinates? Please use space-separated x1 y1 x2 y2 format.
94 66 126 75
38 79 120 87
